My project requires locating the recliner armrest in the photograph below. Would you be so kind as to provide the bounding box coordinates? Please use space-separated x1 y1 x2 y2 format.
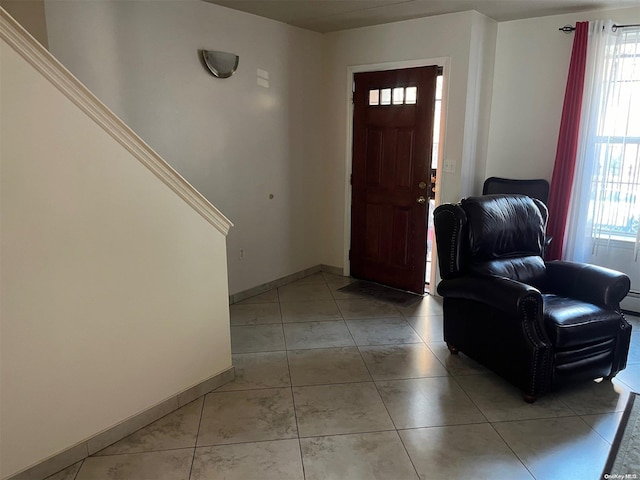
545 261 630 309
437 275 542 318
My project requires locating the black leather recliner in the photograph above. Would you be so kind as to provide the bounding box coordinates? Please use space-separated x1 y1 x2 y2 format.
433 194 632 402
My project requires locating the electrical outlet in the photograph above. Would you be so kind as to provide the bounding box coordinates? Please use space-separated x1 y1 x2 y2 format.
444 159 456 173
239 248 245 260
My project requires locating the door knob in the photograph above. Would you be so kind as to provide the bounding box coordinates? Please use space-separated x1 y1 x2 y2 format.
416 196 426 204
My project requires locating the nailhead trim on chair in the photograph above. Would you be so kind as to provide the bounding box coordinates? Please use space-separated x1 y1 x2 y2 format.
521 295 548 398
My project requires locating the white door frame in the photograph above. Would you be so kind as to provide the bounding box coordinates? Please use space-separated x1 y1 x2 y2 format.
343 57 450 289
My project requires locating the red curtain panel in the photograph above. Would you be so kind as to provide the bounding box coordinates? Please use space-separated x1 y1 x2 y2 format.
546 21 589 260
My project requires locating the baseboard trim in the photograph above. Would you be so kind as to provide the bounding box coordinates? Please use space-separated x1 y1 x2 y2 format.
320 264 344 276
621 291 640 316
229 264 344 304
6 367 235 480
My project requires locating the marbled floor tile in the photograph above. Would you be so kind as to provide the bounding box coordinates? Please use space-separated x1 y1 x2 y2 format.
230 302 282 326
280 300 342 323
197 388 297 446
624 317 640 365
396 295 443 318
329 289 359 300
626 332 640 364
44 461 83 480
278 283 333 302
581 411 624 443
623 314 639 336
335 298 402 319
426 341 489 376
455 374 574 422
404 315 444 342
616 363 640 391
231 324 285 353
400 423 533 480
283 320 355 349
191 439 304 480
76 449 193 480
359 343 448 380
376 377 486 429
216 352 290 391
287 347 372 386
555 378 630 415
236 289 279 304
323 273 356 290
95 398 203 456
293 382 394 437
325 276 359 300
493 416 611 480
292 272 327 284
301 431 419 480
346 317 423 346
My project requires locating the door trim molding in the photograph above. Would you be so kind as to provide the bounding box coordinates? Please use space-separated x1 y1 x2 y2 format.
343 57 450 287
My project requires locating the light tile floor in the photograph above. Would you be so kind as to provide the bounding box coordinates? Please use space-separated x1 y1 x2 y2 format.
47 272 640 480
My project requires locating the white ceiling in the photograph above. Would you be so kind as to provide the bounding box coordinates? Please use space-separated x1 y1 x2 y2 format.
205 0 637 33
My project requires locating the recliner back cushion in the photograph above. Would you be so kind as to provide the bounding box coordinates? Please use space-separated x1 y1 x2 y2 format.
462 195 547 259
461 195 548 286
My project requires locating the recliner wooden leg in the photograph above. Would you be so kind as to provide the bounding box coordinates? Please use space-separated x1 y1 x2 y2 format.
446 343 459 355
523 394 536 403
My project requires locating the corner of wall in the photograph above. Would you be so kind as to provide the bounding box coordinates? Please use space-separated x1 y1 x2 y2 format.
0 0 48 48
461 11 498 197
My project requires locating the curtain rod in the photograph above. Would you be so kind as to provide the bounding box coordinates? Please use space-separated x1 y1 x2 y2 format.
559 23 640 33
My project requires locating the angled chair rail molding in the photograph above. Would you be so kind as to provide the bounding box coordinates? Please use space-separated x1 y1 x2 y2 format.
433 194 632 402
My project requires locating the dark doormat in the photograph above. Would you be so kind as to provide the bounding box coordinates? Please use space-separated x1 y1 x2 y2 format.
602 391 640 478
337 280 423 307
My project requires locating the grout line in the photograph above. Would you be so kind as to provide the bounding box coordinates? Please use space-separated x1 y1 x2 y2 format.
487 421 536 479
71 460 84 480
283 316 308 480
296 428 399 440
91 446 198 459
404 317 429 344
396 430 424 479
487 412 584 425
423 341 462 376
194 435 300 449
395 420 495 434
576 413 620 445
352 341 395 428
291 378 380 389
187 395 208 479
448 375 491 424
352 338 423 478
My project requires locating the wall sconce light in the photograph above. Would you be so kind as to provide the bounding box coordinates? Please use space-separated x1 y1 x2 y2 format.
199 50 239 78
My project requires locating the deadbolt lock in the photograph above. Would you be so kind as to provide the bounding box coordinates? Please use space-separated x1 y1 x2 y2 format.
418 181 427 190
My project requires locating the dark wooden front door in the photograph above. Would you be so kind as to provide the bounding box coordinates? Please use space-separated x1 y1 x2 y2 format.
350 66 437 294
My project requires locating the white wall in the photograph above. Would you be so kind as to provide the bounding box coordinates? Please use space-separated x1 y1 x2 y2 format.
0 22 231 477
486 6 640 181
464 13 498 196
44 2 501 282
321 11 497 269
44 0 327 295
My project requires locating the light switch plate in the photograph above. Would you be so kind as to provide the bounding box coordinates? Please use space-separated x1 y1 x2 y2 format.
444 159 456 173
